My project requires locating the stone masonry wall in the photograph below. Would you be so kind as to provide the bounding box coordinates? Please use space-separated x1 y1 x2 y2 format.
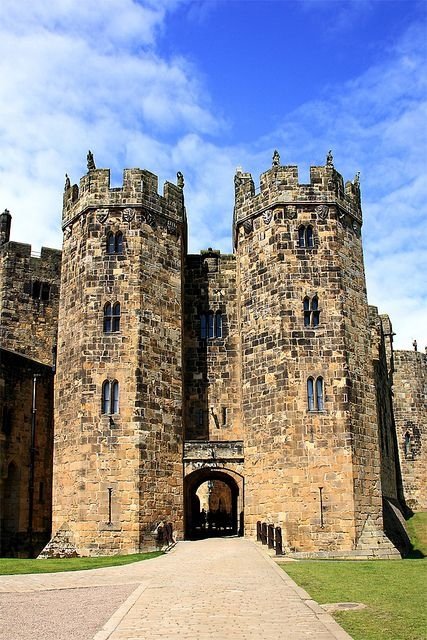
51 166 185 555
0 350 53 556
0 229 61 366
184 251 242 442
234 156 389 553
393 349 427 511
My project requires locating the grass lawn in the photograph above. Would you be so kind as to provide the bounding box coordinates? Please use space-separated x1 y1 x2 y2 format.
0 551 163 575
406 512 427 557
282 559 426 640
281 513 427 640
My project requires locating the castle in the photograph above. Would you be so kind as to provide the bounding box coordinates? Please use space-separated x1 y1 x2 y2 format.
0 151 425 558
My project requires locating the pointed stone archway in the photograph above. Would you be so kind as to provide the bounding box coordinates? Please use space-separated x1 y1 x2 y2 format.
184 467 244 540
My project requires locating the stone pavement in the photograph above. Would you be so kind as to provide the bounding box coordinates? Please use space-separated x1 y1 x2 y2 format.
0 538 353 640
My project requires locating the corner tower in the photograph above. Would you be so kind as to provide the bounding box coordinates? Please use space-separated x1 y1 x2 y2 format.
48 156 186 555
235 151 397 556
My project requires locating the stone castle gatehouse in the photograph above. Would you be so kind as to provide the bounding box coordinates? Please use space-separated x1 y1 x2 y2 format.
0 151 425 558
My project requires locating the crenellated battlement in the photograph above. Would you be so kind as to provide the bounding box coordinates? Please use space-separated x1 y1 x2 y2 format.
234 151 362 227
62 165 186 227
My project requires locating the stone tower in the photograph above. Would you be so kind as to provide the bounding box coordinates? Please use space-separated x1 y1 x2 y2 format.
48 160 186 555
234 152 396 555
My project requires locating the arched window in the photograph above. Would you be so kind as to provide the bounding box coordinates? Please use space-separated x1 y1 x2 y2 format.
298 226 306 248
404 432 412 458
106 231 123 255
112 303 121 332
316 376 324 411
306 225 314 248
312 296 320 327
307 376 324 411
303 297 311 327
307 378 315 411
102 380 111 414
104 303 112 332
107 232 115 255
303 296 320 327
115 232 123 254
298 225 314 248
111 380 119 414
215 312 223 338
101 380 119 415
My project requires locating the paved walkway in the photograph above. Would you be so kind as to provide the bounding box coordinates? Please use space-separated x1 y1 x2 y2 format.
0 538 353 640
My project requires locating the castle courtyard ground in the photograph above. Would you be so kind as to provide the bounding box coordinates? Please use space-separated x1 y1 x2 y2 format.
0 537 352 640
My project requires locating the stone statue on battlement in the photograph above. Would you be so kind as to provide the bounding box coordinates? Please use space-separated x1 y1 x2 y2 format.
272 150 280 166
64 173 71 190
87 150 96 172
177 171 184 189
326 150 334 167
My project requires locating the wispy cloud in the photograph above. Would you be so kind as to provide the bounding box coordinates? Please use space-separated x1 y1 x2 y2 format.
0 1 425 349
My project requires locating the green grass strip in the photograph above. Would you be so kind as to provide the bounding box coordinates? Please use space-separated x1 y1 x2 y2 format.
0 551 163 575
282 559 426 640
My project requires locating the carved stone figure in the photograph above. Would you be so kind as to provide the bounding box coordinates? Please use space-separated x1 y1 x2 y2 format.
87 150 96 172
262 209 273 225
177 171 184 189
243 219 253 234
413 339 418 352
64 173 71 191
272 150 280 167
326 150 334 167
123 208 135 223
315 204 329 220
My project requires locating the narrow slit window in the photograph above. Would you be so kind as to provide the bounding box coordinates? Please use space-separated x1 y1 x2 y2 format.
112 302 121 332
306 225 314 248
111 380 119 414
200 314 207 339
115 232 123 254
215 312 223 338
404 432 412 458
303 297 311 327
316 377 324 411
208 312 215 339
104 303 112 332
312 296 320 327
102 380 111 414
307 378 315 411
107 233 115 255
222 406 227 426
298 226 306 248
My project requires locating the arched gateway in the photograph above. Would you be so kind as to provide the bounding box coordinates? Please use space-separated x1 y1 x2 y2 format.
184 467 244 539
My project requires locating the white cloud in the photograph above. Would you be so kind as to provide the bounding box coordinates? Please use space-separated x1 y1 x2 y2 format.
0 1 425 350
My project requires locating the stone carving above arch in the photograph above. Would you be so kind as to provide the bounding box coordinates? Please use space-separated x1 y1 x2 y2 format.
123 208 136 223
262 209 273 225
316 204 329 221
285 205 297 219
96 209 109 225
243 219 253 234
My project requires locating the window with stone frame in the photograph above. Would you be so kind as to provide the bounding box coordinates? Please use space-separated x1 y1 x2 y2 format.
307 376 324 411
303 295 320 327
200 310 223 339
404 432 412 458
101 380 119 415
31 280 51 301
298 225 314 249
103 302 121 332
106 231 124 255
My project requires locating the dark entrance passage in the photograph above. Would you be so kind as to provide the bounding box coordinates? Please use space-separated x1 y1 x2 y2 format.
184 469 243 540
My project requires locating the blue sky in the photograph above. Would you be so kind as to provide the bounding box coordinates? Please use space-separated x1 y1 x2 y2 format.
0 0 426 349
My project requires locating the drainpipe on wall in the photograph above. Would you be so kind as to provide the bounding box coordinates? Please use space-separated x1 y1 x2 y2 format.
28 373 40 557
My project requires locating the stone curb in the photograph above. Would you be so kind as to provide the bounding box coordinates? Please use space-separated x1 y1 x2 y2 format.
252 541 354 640
91 582 149 640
